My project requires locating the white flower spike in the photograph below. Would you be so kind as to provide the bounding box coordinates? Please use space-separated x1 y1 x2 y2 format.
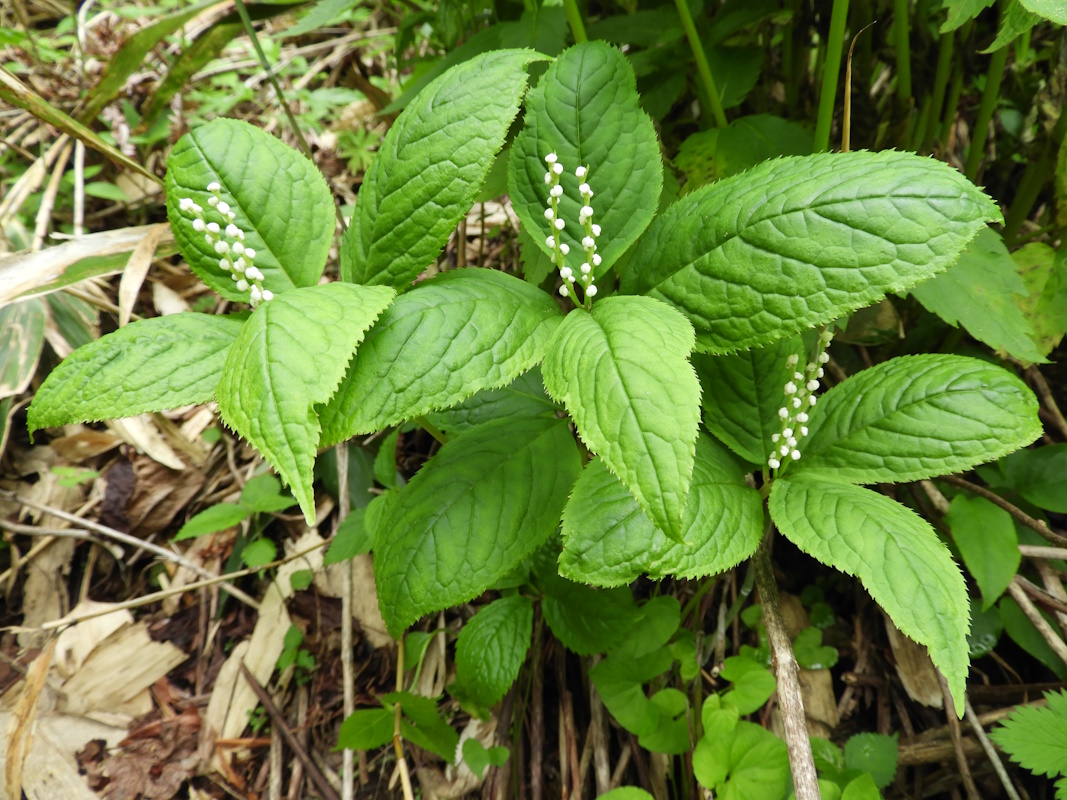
766 327 833 472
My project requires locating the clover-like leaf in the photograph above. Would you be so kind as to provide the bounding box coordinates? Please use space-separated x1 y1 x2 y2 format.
374 417 580 635
542 295 700 541
559 435 762 586
621 150 1001 353
795 355 1041 484
319 269 562 444
215 283 394 524
342 49 544 289
509 40 662 275
166 119 334 300
769 476 970 711
29 312 244 434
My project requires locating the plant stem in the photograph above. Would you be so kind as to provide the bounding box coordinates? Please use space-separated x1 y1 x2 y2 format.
964 33 1011 181
893 0 912 112
417 415 448 444
940 474 1067 548
752 535 820 800
1003 110 1067 242
923 29 955 151
674 0 728 128
814 0 850 152
393 636 416 800
562 0 587 43
939 55 965 147
336 443 356 800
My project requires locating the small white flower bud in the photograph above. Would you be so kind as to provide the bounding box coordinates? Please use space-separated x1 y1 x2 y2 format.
591 224 601 237
791 449 801 460
204 234 213 244
554 218 565 230
208 196 219 207
179 197 193 210
575 166 586 177
816 368 825 378
578 183 591 195
587 285 597 297
818 352 830 364
809 395 817 406
250 285 262 302
778 407 789 419
226 211 235 220
580 205 593 217
546 236 555 248
232 242 245 256
215 241 229 255
244 248 255 260
769 458 781 470
236 279 249 291
786 354 799 367
545 172 553 184
545 153 558 164
794 371 804 381
192 203 203 215
796 412 809 423
792 397 803 409
247 267 263 281
217 201 230 214
560 243 570 255
780 445 790 456
552 163 563 175
223 259 233 271
784 382 797 395
800 426 809 436
559 285 569 297
582 236 595 248
544 208 554 220
193 219 205 232
560 267 573 279
207 222 220 234
787 437 798 447
550 185 563 198
806 379 819 392
783 428 793 438
580 263 591 274
207 181 222 192
233 258 246 273
226 223 240 238
772 433 780 442
261 290 274 302
592 253 602 266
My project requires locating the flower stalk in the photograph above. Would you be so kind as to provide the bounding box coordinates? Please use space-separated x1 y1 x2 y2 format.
543 152 601 310
767 328 833 472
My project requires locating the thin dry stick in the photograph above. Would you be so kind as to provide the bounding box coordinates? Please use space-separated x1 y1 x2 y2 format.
964 698 1023 800
1014 575 1067 616
941 475 1067 548
393 637 415 800
609 743 631 789
32 137 73 249
2 490 261 609
1027 365 1067 439
9 542 325 633
1007 579 1067 669
936 673 981 800
239 662 341 800
588 672 611 795
1020 544 1067 560
0 518 123 560
1034 559 1067 636
530 619 544 800
336 444 355 800
752 538 819 800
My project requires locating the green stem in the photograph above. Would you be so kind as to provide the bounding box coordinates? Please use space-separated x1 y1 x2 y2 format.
814 0 850 152
562 0 587 43
416 416 448 444
938 54 965 147
964 36 1010 181
1002 111 1067 242
674 0 728 128
923 29 955 152
893 0 912 111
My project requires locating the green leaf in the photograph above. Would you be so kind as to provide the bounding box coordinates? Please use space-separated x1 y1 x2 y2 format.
1014 243 1067 358
382 692 459 763
1019 0 1067 24
542 580 639 655
990 690 1067 778
840 774 880 800
174 503 251 541
599 789 655 800
616 596 681 659
590 648 674 735
29 312 243 434
452 596 534 708
701 695 740 741
342 50 543 288
693 721 791 798
542 295 700 541
793 628 839 670
509 41 662 276
373 429 399 489
241 538 277 569
968 599 1003 659
462 738 510 779
559 435 762 586
83 182 128 202
721 656 776 715
638 689 690 754
240 473 296 513
999 444 1067 513
374 417 580 635
844 733 898 789
621 151 1001 354
0 298 46 399
1000 596 1067 680
215 283 394 524
911 228 1046 363
289 569 313 592
983 0 1041 51
336 707 394 750
285 0 358 37
166 119 335 300
324 512 372 565
941 0 995 32
946 495 1019 610
770 477 970 711
796 355 1041 484
425 368 558 435
319 269 562 443
811 737 845 772
693 335 803 465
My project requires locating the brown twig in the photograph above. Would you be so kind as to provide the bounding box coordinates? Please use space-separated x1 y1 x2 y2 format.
940 475 1067 548
335 443 356 800
238 662 341 800
1007 579 1067 670
1014 574 1067 616
1027 365 1067 439
963 698 1023 800
936 674 980 800
752 537 819 800
530 616 544 800
392 637 415 800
